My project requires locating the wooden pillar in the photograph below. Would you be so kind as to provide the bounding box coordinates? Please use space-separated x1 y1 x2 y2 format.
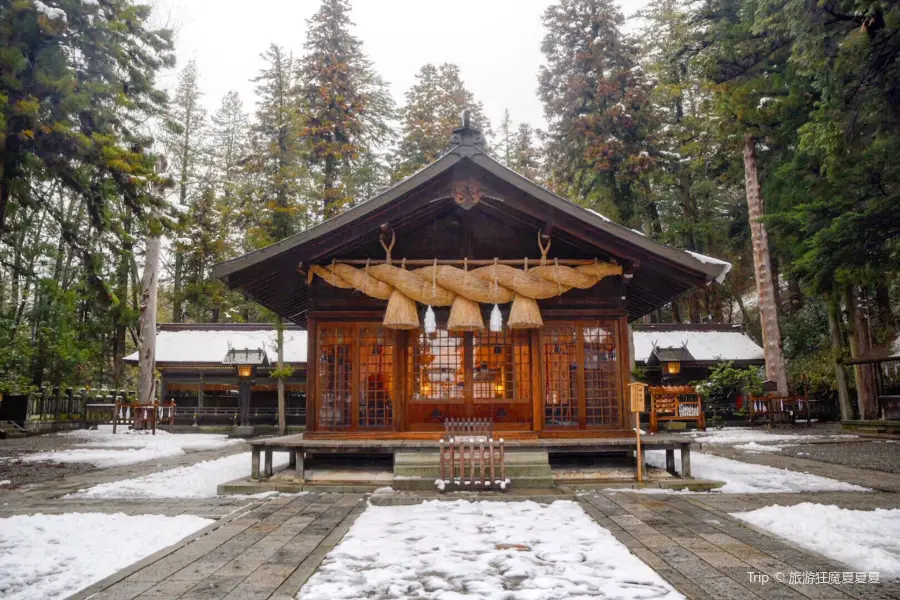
251 446 261 480
295 452 305 480
198 373 204 408
239 379 251 427
681 446 692 478
306 318 317 433
264 449 273 477
665 449 676 476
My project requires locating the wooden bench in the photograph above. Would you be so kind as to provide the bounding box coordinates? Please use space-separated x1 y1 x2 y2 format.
649 386 705 433
437 418 507 491
748 394 810 427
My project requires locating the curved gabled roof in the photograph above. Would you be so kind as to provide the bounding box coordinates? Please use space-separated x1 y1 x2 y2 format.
213 125 731 324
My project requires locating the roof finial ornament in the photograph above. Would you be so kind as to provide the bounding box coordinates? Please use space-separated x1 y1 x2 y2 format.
451 109 484 151
461 109 471 129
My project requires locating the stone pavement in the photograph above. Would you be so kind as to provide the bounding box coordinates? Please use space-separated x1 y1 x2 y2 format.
582 490 900 600
68 493 364 600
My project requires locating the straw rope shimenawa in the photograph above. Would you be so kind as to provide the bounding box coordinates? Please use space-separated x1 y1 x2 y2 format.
310 258 623 331
308 229 623 331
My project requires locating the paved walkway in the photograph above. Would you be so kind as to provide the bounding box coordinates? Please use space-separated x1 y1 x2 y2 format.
3 430 899 600
69 494 364 600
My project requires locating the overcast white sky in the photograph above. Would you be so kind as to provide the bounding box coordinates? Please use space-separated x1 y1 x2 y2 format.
154 0 647 132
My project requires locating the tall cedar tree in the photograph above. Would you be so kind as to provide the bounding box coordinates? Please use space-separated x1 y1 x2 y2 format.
247 44 309 246
0 0 173 239
497 109 514 166
164 60 207 323
538 0 655 229
509 123 544 182
392 63 492 181
296 0 394 219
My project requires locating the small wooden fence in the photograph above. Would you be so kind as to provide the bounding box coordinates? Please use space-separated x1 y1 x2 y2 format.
648 386 705 433
437 418 507 491
748 393 811 427
111 401 176 434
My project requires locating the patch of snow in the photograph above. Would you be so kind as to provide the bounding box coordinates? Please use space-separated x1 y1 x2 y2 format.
21 426 241 468
0 480 10 486
586 208 612 222
757 97 776 108
689 428 856 446
734 441 786 453
123 327 307 364
66 452 289 499
33 1 66 22
633 329 764 363
0 512 211 600
645 450 868 494
685 250 732 283
371 486 393 495
734 503 900 578
298 500 684 599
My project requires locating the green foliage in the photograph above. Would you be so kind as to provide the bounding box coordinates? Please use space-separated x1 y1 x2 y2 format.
694 361 763 399
391 63 492 181
270 365 295 379
295 0 395 218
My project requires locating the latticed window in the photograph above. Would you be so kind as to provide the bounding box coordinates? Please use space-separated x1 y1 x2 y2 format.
358 326 393 428
410 329 465 403
318 325 353 430
542 325 579 427
542 321 621 429
583 324 619 426
317 323 394 431
472 329 532 424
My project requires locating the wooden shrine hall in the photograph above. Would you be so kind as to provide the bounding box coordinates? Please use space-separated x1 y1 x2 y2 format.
212 117 730 490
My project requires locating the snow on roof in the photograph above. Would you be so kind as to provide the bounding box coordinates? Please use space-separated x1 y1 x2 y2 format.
685 250 732 284
584 209 732 283
633 327 763 363
123 327 307 364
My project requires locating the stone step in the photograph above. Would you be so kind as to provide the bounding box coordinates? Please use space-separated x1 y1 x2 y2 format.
393 448 553 488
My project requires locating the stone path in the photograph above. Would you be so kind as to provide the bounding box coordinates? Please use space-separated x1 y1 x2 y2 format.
582 491 900 600
68 493 364 600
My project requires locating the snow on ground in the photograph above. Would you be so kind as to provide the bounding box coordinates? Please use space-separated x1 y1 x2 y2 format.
20 425 241 468
0 512 211 600
298 500 684 600
734 441 788 453
685 427 856 446
734 503 900 579
644 450 868 494
66 451 290 499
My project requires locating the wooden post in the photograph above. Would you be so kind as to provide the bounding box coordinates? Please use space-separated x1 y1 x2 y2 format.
276 316 286 436
295 452 305 480
681 445 692 478
264 449 273 477
665 449 676 476
251 446 261 480
634 411 643 483
113 400 119 434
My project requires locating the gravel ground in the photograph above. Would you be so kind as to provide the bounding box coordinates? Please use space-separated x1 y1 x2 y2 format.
0 431 95 486
784 440 900 474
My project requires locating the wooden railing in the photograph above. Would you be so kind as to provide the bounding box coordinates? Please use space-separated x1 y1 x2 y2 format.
437 418 507 491
648 386 705 433
747 393 811 427
27 386 132 423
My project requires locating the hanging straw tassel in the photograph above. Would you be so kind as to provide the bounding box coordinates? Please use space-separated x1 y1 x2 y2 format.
383 260 419 329
448 258 484 332
507 257 543 329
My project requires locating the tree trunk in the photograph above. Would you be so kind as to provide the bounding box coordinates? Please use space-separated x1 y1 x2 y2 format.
138 222 161 405
743 134 788 394
172 253 183 323
844 285 878 419
788 277 804 313
277 316 286 436
671 300 682 323
826 293 853 421
875 282 894 329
